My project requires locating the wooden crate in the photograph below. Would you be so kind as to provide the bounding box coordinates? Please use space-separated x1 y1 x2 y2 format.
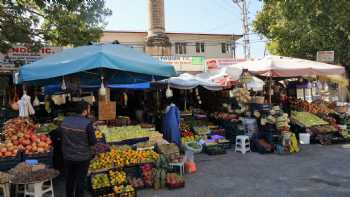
98 101 116 120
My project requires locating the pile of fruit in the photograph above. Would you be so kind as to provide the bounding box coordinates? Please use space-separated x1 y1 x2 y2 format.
90 148 159 171
91 173 110 190
99 125 162 143
181 130 193 138
95 130 103 139
181 135 199 144
193 126 210 135
291 111 328 128
232 88 251 103
128 177 145 189
180 122 191 132
2 118 52 158
135 141 154 150
108 170 126 186
291 99 332 114
166 173 185 187
90 152 114 170
140 164 154 187
113 185 135 196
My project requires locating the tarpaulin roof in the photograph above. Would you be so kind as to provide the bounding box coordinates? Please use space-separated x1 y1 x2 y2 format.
160 73 224 91
19 44 176 83
229 55 345 77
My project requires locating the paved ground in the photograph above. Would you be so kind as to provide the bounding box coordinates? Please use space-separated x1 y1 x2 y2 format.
55 145 350 197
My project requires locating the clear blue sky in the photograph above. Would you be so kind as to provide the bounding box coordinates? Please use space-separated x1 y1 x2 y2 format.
104 0 266 58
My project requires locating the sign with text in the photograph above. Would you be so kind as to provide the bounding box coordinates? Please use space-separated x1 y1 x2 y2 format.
0 46 62 69
206 58 245 70
316 51 334 63
156 56 205 72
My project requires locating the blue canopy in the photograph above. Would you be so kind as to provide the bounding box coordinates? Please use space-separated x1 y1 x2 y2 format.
19 44 176 84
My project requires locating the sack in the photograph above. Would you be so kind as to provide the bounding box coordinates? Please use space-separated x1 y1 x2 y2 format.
185 161 196 174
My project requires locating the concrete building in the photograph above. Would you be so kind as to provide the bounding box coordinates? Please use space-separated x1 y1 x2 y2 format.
101 31 242 59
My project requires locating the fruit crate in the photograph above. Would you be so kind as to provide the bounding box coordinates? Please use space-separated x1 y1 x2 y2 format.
23 149 53 167
91 187 113 197
166 182 185 190
115 190 137 197
204 144 226 155
218 141 232 149
0 152 22 171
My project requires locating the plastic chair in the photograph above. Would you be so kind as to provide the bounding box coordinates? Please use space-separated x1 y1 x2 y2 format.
0 183 11 197
23 179 54 197
235 135 251 154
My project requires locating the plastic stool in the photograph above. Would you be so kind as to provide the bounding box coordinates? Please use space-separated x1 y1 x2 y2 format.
169 162 185 176
0 183 11 197
24 179 54 197
235 135 251 154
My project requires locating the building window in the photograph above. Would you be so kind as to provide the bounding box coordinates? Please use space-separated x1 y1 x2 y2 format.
196 42 205 53
221 43 231 54
175 42 187 54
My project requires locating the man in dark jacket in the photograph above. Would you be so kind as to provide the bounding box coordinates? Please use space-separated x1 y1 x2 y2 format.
60 101 96 197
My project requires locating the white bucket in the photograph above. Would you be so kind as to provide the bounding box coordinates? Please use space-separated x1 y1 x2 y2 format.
299 133 310 145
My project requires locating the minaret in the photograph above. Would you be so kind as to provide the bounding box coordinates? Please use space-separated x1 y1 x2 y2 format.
145 0 171 56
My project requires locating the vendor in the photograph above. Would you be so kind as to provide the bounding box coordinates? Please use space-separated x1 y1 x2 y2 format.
60 101 97 197
162 98 180 145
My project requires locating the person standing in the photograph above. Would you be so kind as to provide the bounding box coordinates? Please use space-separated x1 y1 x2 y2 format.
60 101 97 197
162 99 180 145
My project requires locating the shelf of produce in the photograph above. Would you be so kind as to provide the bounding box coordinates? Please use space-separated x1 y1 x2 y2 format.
0 152 22 171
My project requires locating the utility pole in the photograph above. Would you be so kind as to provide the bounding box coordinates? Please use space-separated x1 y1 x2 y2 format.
232 0 250 60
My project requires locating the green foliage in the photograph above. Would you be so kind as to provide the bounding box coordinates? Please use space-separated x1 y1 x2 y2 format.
0 0 112 53
253 0 350 66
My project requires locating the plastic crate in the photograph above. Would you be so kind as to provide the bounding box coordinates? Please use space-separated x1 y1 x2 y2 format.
204 145 226 155
0 152 22 171
91 187 113 197
218 141 232 149
23 150 53 167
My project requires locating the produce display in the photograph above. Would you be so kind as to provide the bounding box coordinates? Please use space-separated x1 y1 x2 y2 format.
181 135 200 144
291 111 329 128
91 173 110 190
193 126 210 135
90 147 159 171
36 123 58 134
109 170 126 186
157 143 179 156
166 173 185 188
275 113 290 130
113 185 135 197
140 164 154 187
291 99 332 114
184 142 202 154
128 177 145 189
98 125 163 143
310 125 337 134
181 130 193 138
95 130 104 139
2 118 52 158
232 88 251 103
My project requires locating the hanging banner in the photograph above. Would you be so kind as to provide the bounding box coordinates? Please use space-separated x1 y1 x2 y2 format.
206 58 245 70
156 56 205 72
0 46 62 69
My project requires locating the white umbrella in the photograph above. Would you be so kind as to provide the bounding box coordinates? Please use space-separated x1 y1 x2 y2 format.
227 55 345 77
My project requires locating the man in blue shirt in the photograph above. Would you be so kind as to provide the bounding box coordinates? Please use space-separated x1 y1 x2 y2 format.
60 101 96 197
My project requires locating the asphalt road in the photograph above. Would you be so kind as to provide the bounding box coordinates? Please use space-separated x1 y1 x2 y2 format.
55 144 350 197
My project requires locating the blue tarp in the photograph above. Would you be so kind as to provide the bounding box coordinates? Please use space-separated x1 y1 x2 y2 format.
19 44 176 84
43 82 151 95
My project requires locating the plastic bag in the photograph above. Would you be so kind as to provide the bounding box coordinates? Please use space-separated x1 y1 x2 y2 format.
184 150 196 174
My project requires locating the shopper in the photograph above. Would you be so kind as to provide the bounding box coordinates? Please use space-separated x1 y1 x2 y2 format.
60 101 97 197
162 99 180 145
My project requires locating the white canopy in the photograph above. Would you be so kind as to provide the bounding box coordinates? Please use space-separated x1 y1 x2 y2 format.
227 55 346 77
163 73 223 91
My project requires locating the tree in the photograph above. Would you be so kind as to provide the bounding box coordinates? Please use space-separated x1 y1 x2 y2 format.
253 0 350 66
0 0 112 53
